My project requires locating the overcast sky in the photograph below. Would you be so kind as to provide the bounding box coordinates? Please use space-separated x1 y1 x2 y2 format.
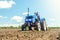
0 0 60 27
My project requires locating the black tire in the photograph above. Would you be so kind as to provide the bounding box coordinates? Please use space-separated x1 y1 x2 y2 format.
21 24 26 31
29 26 32 30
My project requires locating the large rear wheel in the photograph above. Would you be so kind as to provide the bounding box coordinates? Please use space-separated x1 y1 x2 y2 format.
43 20 47 31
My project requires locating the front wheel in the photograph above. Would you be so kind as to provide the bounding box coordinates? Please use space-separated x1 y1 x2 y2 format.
21 24 26 31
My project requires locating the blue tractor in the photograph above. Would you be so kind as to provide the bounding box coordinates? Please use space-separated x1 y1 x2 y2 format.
21 8 48 31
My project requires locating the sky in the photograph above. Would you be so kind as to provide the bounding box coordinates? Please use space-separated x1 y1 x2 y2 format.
0 0 60 27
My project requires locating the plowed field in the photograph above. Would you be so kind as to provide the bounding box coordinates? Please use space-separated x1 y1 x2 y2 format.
0 28 60 40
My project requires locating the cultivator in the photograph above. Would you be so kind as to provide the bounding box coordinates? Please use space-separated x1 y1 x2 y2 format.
21 8 48 31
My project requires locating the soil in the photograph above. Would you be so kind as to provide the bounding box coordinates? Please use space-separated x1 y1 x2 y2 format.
0 28 60 40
